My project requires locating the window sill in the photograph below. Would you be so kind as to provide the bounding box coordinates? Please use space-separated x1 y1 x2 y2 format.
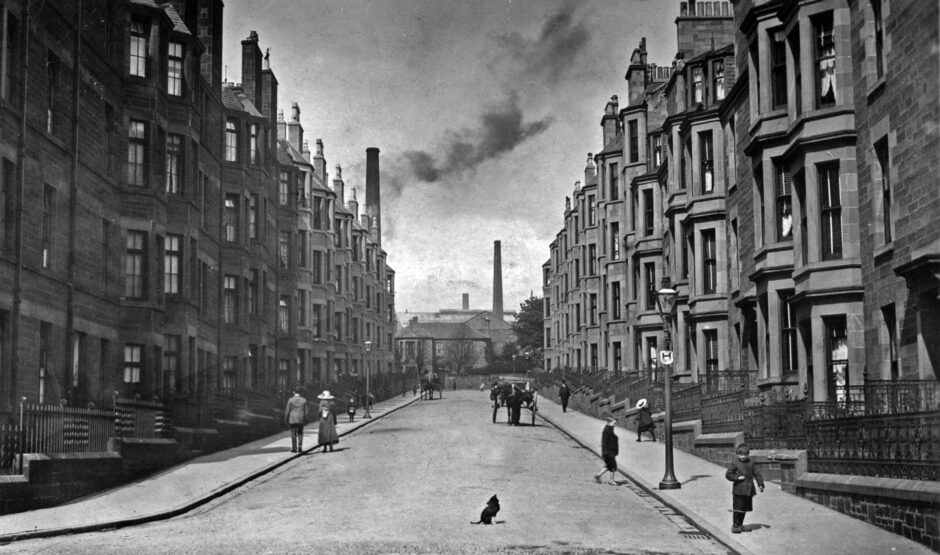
873 243 894 264
866 77 886 103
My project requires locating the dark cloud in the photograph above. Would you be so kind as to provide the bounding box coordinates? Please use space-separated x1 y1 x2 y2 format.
497 1 591 85
403 91 553 182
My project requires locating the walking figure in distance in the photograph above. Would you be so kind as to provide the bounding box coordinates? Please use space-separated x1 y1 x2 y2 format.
635 398 656 442
284 388 309 453
593 416 619 485
347 397 356 423
559 380 571 413
725 443 764 533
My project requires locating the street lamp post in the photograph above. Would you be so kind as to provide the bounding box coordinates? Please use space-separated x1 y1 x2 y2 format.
656 280 680 490
364 341 372 418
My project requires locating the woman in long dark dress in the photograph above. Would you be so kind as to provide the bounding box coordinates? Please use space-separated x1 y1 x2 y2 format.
317 390 339 452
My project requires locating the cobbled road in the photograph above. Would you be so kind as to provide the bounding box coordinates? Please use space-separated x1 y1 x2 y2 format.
1 391 731 554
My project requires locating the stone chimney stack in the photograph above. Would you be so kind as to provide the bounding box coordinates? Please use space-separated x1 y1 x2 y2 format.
276 109 286 140
626 38 649 106
197 0 224 90
366 147 381 246
584 153 596 181
288 102 303 152
332 164 345 206
260 47 278 127
677 0 734 59
493 241 504 318
348 188 359 219
462 294 469 310
240 31 263 109
601 95 620 147
313 139 326 181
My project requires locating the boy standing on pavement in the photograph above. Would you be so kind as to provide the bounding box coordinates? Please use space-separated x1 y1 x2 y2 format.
593 416 619 485
725 444 764 533
284 388 309 453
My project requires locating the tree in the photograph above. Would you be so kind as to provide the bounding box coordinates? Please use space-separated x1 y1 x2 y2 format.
445 327 481 375
511 296 544 352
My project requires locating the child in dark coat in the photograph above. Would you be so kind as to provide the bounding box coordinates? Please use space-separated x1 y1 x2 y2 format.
593 416 619 485
725 444 764 533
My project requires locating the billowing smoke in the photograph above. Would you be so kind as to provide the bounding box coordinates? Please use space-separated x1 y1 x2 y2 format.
403 91 552 182
497 1 591 85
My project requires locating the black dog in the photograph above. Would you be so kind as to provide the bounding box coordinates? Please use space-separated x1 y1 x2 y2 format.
470 494 500 525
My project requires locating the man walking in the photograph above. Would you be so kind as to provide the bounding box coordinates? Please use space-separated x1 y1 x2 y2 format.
284 388 309 453
559 380 571 413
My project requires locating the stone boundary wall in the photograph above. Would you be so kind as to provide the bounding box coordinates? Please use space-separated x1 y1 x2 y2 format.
796 473 940 550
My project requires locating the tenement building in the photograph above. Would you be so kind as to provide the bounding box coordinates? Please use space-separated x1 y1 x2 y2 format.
0 0 395 423
543 0 938 545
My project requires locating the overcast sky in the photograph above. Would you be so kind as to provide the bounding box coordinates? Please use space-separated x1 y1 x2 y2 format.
222 0 676 314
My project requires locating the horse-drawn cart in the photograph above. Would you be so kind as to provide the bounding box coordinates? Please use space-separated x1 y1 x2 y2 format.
489 377 538 425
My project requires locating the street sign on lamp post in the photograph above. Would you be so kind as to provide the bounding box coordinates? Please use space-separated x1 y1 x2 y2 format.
656 279 680 490
364 341 372 418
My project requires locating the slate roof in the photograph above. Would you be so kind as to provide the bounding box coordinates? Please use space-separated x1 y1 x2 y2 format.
397 322 490 341
221 87 263 117
162 3 191 35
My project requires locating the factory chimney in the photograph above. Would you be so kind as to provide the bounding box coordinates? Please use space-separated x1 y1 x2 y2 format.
366 147 381 246
493 241 503 318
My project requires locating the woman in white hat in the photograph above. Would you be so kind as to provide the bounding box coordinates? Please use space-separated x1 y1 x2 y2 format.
635 398 656 442
317 390 339 452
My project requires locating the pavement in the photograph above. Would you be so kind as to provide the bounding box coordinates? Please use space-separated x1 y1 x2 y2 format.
0 393 422 544
535 395 934 555
0 390 933 554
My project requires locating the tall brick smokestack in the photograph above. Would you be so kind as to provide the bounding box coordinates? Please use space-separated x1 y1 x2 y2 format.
462 294 469 310
366 147 381 246
493 241 503 318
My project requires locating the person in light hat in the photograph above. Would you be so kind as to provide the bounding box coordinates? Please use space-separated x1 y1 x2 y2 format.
635 398 656 442
593 415 619 485
317 390 339 452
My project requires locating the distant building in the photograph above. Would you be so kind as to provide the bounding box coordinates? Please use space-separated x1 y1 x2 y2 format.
396 321 490 377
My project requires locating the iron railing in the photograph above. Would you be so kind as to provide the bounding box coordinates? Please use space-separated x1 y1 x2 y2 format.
862 380 939 414
21 403 115 454
701 389 750 434
672 383 703 422
806 411 940 481
0 425 23 475
705 369 757 394
743 400 808 449
115 397 167 438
